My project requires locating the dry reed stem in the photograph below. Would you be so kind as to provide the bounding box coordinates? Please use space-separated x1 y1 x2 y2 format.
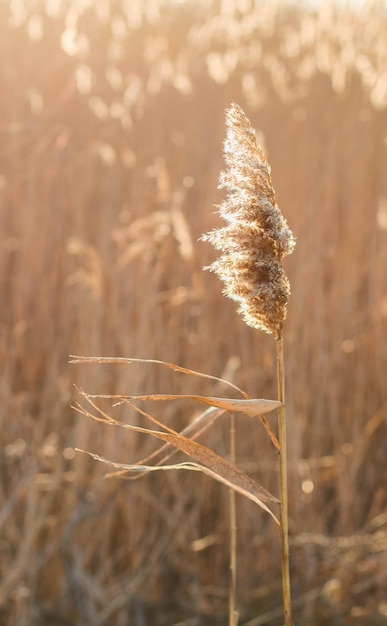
204 104 295 624
229 413 239 626
276 337 292 626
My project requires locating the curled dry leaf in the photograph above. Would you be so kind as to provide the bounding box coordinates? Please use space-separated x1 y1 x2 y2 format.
121 406 226 478
70 355 280 449
117 394 281 416
73 394 279 524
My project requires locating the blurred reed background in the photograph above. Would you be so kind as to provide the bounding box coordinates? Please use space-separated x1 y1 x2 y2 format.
0 0 386 624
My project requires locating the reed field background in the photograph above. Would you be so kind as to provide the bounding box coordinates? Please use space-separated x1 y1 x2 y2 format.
1 0 387 624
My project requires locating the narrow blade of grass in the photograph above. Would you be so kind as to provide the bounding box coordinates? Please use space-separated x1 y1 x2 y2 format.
69 355 250 398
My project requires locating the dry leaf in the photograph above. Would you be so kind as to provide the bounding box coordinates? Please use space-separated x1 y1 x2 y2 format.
73 394 279 524
69 355 249 398
70 356 280 449
118 394 281 416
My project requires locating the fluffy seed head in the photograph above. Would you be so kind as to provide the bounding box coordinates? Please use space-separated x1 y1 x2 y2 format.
203 103 296 338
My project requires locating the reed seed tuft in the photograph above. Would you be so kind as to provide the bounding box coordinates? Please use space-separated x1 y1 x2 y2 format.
203 103 296 338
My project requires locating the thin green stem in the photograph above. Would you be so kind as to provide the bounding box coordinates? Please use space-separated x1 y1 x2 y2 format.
276 336 292 626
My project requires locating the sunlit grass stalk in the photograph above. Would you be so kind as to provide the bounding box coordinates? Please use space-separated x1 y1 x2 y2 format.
276 336 292 626
203 103 295 626
229 413 239 626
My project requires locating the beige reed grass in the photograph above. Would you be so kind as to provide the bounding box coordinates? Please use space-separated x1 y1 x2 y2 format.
203 103 296 626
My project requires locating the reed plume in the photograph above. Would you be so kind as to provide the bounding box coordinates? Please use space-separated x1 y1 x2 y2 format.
203 102 295 339
203 103 296 626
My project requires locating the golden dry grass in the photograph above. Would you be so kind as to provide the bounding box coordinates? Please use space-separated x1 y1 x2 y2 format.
1 1 387 624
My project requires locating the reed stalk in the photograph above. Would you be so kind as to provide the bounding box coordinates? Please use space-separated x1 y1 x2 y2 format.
229 412 239 626
276 336 292 626
203 103 295 625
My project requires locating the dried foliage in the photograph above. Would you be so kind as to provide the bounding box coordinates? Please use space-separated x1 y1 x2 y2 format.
1 1 387 625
